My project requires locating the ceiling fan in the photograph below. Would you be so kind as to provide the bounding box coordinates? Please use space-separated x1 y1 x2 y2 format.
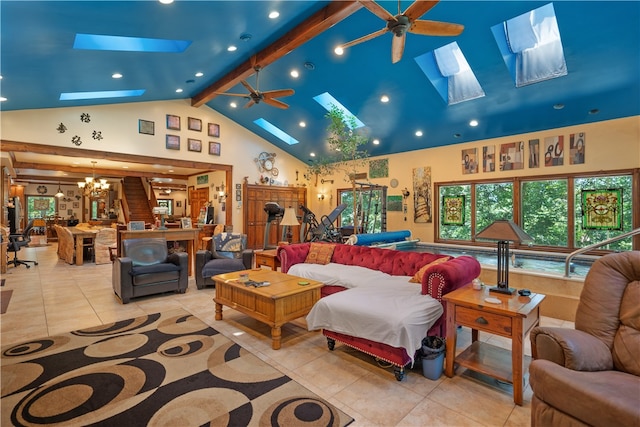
214 66 294 109
338 0 464 63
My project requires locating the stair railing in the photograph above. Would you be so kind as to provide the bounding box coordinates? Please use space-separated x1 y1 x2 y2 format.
565 227 640 277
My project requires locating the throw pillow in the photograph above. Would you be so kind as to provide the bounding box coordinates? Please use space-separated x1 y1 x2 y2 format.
409 256 452 283
304 242 336 265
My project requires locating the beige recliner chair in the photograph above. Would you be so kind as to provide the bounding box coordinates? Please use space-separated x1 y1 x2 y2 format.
529 251 640 427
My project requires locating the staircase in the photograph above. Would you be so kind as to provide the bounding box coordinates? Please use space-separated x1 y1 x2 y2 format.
121 177 155 224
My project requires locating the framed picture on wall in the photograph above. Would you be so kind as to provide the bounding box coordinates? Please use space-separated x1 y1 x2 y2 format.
180 217 192 229
139 119 155 135
187 138 202 152
67 209 73 216
166 134 180 150
67 190 74 197
73 202 79 208
209 141 221 156
188 117 202 132
59 203 66 210
166 114 180 130
208 123 220 137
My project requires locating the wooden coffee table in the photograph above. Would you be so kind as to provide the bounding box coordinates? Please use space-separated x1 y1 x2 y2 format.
212 269 323 349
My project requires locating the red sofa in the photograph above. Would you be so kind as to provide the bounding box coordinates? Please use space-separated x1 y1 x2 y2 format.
277 242 481 380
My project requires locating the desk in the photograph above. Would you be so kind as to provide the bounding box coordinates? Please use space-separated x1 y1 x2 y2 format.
119 228 200 276
443 284 545 406
67 227 98 266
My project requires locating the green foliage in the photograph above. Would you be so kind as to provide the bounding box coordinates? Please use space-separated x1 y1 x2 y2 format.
522 180 568 246
439 185 471 240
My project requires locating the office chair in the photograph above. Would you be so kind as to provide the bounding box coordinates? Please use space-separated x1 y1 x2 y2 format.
7 219 39 268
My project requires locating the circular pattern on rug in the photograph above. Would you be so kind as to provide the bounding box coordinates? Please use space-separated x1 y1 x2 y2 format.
261 397 340 426
207 340 284 383
11 361 162 425
1 362 46 396
73 313 160 337
84 333 149 358
157 314 211 336
2 336 71 358
157 334 214 358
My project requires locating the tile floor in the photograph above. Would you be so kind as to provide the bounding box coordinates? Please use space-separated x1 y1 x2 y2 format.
1 244 574 426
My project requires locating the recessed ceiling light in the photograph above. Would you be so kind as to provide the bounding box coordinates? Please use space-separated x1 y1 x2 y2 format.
227 45 237 52
0 97 6 102
553 103 564 110
380 95 389 103
454 133 461 138
334 46 344 56
415 130 423 137
122 165 129 169
195 72 203 77
304 62 315 70
175 88 183 93
310 152 316 157
230 102 237 108
290 69 299 78
589 109 599 115
372 139 380 145
239 33 252 42
268 11 279 19
168 169 174 173
158 0 173 4
299 121 306 127
469 119 479 127
112 73 122 79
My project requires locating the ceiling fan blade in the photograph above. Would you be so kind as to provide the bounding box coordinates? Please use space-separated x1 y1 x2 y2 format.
410 20 464 36
359 0 396 21
243 99 256 109
240 80 258 96
341 27 388 50
213 92 251 98
262 97 290 109
391 33 406 63
403 1 439 20
261 88 295 99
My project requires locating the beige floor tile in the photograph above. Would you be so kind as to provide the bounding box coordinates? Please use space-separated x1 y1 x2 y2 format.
398 397 485 426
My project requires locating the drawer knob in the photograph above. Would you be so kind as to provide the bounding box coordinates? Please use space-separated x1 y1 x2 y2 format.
475 316 489 325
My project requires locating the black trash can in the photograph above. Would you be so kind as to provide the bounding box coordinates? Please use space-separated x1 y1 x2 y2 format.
421 336 445 380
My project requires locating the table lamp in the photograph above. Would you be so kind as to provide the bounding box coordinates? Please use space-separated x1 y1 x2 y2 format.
475 219 533 295
280 206 300 244
152 206 169 230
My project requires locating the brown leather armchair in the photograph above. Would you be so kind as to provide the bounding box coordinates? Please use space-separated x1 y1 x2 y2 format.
113 238 188 304
529 251 640 427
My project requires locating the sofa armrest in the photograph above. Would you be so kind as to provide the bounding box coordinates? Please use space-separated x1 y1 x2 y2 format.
112 257 133 304
531 326 614 371
195 250 213 289
421 255 481 300
242 249 253 269
277 243 311 273
168 252 189 291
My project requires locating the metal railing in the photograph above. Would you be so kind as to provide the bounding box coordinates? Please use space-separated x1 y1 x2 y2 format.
565 227 640 277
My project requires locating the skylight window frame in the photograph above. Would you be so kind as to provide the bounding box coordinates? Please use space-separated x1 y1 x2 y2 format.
73 33 191 53
313 92 365 129
253 118 299 146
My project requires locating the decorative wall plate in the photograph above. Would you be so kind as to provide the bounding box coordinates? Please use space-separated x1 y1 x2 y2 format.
390 178 399 188
37 185 48 194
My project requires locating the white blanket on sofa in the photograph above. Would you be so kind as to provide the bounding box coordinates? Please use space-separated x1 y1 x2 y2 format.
294 263 444 362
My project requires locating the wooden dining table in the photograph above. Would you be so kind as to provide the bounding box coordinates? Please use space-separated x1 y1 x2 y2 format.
66 227 99 266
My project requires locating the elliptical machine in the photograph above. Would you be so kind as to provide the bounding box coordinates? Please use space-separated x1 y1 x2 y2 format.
299 203 347 243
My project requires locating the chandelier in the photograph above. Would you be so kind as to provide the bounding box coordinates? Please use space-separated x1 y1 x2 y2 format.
78 161 110 197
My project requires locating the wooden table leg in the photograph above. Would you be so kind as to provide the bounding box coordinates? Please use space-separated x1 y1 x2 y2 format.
512 317 524 405
271 325 282 350
445 301 456 377
215 302 223 321
75 236 84 266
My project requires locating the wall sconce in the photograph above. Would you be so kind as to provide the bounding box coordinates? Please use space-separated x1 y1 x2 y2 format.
317 194 325 201
320 179 334 184
218 182 227 201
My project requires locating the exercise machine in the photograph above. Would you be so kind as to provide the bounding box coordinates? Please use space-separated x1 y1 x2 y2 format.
300 204 347 243
263 202 284 249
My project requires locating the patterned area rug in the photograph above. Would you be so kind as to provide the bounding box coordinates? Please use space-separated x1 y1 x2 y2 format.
1 309 353 426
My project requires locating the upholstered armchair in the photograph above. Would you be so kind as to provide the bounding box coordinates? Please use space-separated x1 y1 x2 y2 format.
113 238 188 304
94 228 117 265
195 233 253 289
529 251 640 427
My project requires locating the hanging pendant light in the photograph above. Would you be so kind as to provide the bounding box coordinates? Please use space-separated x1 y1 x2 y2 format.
55 182 64 198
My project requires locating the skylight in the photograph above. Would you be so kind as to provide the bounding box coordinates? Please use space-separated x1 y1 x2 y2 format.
313 92 364 129
491 3 567 87
254 118 299 145
73 34 191 52
60 90 145 101
415 42 485 105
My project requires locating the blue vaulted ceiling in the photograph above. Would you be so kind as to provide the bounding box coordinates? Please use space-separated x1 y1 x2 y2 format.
1 1 639 164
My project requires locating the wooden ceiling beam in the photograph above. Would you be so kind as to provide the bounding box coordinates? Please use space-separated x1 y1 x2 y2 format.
191 0 362 107
11 162 191 181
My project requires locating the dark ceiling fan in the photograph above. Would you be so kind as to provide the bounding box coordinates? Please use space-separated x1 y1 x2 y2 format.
338 0 464 63
214 66 294 109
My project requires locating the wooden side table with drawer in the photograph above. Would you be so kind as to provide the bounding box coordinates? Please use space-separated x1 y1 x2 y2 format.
443 284 545 405
254 249 280 270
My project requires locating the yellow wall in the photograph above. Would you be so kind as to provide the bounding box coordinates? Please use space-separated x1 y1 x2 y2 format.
2 99 638 236
313 116 639 241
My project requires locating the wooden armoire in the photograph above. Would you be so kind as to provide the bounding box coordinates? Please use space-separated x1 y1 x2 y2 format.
243 184 307 249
